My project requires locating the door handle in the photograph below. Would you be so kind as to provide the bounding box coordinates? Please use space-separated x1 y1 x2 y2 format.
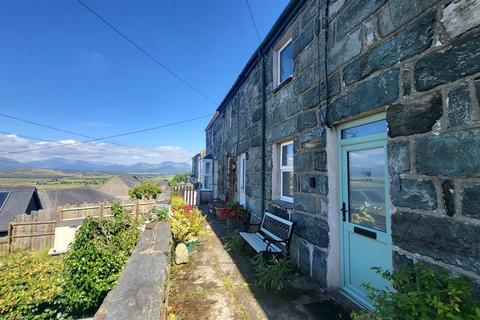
341 202 347 222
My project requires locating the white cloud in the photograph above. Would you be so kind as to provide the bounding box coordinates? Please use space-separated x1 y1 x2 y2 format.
0 134 195 165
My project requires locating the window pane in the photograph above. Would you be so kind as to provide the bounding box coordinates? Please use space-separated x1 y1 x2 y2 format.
341 120 387 139
281 143 293 166
282 171 293 199
204 176 212 189
348 148 386 232
205 161 211 174
279 41 293 83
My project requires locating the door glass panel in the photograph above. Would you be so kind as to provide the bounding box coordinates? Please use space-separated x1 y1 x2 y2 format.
282 171 293 198
348 148 386 232
341 120 387 139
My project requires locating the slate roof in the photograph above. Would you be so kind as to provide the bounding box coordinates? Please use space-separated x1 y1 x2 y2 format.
0 186 41 232
116 174 141 188
39 187 117 208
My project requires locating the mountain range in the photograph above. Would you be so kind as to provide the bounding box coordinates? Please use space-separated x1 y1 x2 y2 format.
0 157 191 174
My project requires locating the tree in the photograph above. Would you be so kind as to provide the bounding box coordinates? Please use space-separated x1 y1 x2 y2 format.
168 173 190 187
128 182 162 199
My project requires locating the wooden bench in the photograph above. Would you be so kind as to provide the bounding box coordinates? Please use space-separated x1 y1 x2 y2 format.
240 212 295 256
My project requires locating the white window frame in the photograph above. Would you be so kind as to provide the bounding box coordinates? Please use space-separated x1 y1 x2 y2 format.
276 38 293 86
279 141 294 203
200 159 213 191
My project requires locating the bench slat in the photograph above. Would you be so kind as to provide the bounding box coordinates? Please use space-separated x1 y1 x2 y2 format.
240 232 281 253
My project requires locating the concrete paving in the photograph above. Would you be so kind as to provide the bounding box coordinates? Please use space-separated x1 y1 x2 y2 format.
168 209 350 320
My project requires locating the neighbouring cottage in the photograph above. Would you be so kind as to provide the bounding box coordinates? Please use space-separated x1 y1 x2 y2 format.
205 0 480 306
0 186 42 236
190 151 215 203
190 151 205 185
98 174 141 201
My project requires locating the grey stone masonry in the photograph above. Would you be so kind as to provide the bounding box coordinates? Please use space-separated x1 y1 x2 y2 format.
387 92 442 137
206 0 480 295
94 223 172 320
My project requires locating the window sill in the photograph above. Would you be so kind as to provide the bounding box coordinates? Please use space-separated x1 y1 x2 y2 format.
270 199 294 211
272 76 292 94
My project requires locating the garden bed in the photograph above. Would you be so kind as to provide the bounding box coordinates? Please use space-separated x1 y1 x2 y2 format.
0 203 154 320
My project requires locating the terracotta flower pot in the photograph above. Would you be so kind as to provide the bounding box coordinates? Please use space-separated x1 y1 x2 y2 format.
216 207 227 220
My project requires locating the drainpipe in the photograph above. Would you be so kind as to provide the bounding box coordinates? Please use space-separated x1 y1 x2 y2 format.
260 50 266 214
321 0 332 128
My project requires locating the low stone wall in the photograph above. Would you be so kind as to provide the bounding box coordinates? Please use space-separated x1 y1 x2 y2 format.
94 222 172 320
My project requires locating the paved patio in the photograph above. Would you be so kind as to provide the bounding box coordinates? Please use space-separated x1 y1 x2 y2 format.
168 207 350 320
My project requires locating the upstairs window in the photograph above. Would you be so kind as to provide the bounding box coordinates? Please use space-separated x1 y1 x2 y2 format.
273 28 293 88
277 39 293 85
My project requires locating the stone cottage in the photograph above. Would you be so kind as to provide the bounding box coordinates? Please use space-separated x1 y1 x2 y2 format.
205 0 480 307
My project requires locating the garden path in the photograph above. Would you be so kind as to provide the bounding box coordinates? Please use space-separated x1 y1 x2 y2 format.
168 207 350 320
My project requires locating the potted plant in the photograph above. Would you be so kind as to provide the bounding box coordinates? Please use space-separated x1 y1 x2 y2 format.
211 201 228 220
225 201 251 231
171 202 205 256
216 207 227 220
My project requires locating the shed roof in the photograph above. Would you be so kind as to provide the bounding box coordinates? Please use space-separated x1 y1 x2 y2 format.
0 186 41 232
115 174 141 188
39 188 117 207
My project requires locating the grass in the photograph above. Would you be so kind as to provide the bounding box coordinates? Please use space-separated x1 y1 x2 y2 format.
0 169 173 190
223 233 244 253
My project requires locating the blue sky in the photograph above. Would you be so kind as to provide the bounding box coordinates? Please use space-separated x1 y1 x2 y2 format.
0 0 288 164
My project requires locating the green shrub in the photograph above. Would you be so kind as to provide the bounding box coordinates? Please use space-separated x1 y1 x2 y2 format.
224 233 244 252
352 264 480 320
128 181 162 200
171 205 204 243
0 251 69 320
252 254 294 291
154 207 170 221
62 209 140 316
168 173 190 187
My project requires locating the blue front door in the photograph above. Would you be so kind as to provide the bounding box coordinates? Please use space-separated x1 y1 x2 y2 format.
338 114 392 307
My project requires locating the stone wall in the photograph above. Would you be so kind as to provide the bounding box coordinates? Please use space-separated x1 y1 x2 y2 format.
94 222 172 320
206 0 480 293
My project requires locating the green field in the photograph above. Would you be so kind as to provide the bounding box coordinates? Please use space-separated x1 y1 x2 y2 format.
0 169 173 190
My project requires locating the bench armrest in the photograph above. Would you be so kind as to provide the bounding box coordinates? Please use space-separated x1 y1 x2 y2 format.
262 234 288 252
262 235 287 252
262 234 287 244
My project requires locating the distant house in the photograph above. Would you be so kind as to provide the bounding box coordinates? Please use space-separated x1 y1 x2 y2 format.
98 174 141 201
0 186 42 236
190 151 214 203
39 187 117 208
190 151 205 184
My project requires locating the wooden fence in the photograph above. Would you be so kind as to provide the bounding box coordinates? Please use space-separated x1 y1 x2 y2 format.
2 200 158 253
172 184 198 206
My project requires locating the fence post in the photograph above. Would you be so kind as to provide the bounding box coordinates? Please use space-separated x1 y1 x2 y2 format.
7 223 13 253
100 203 104 217
135 201 139 218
